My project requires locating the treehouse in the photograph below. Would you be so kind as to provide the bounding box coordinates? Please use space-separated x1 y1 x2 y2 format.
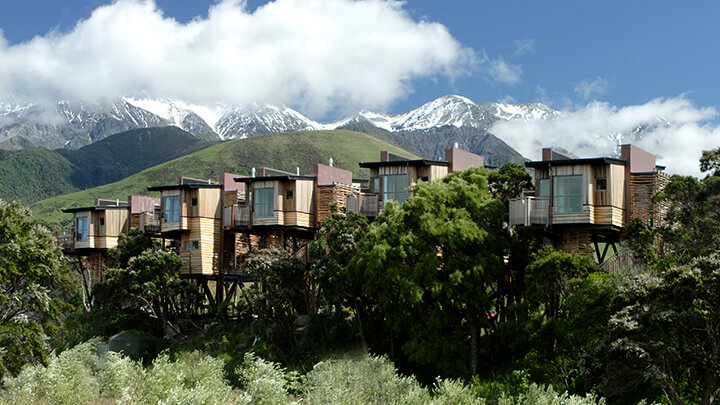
351 146 486 216
509 144 669 263
147 177 223 276
228 164 358 241
62 199 130 284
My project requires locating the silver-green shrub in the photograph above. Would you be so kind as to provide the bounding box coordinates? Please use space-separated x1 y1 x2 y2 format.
235 352 294 405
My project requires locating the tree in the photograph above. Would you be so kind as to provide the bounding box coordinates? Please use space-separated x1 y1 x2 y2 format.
350 167 507 377
94 249 202 339
0 199 74 378
594 255 720 404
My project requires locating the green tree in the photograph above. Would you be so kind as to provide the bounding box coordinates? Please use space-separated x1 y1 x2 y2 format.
0 199 74 378
94 249 202 339
309 211 372 347
351 167 507 377
487 162 533 211
595 255 720 404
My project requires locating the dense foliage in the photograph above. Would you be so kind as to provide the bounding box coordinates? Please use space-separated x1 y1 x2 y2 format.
0 199 74 379
1 341 611 405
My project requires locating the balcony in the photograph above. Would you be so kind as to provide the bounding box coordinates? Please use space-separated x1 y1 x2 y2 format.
347 194 379 218
138 212 161 233
224 204 251 228
509 197 550 227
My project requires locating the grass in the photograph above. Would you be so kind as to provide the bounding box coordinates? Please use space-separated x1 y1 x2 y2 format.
31 130 417 229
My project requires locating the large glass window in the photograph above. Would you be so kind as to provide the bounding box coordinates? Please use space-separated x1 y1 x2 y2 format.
538 179 550 198
76 216 88 241
164 195 180 222
383 174 408 203
254 187 275 217
553 175 583 213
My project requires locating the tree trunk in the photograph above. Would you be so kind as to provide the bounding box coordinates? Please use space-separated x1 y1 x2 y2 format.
469 315 478 376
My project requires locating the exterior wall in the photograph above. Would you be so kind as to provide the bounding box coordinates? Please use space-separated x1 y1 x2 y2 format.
223 233 262 274
628 172 670 227
93 209 129 249
313 163 352 186
315 184 360 227
557 229 594 257
179 217 221 275
445 147 485 172
283 179 315 228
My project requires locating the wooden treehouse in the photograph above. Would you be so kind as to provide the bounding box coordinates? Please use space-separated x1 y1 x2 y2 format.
62 196 158 285
349 146 486 217
509 144 669 265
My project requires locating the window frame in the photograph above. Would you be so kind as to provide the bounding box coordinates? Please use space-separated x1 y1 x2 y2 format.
163 195 180 223
595 177 607 192
254 187 275 218
383 174 408 203
76 216 89 241
553 175 584 214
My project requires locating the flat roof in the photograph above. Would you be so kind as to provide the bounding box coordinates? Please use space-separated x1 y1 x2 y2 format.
62 204 129 213
359 159 449 168
525 157 626 169
147 183 223 191
234 175 315 183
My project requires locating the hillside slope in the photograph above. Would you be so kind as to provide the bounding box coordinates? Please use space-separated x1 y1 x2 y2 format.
32 130 418 229
0 126 217 204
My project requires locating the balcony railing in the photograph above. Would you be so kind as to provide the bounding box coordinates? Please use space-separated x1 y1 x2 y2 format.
139 212 161 233
347 194 379 218
224 204 252 228
509 197 550 226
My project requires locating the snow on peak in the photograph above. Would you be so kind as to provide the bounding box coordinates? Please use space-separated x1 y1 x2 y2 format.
123 97 223 130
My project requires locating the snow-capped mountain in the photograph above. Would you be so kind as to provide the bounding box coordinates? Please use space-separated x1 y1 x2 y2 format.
215 104 318 140
348 95 557 132
0 94 556 164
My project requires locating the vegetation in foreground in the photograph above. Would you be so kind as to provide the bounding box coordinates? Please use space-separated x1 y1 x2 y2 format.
0 340 610 405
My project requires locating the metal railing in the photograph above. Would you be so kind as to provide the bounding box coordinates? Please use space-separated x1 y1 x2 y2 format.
509 197 550 226
347 194 379 218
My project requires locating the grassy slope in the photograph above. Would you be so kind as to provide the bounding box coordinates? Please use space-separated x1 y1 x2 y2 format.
0 148 79 204
0 127 217 205
32 130 417 229
57 126 218 189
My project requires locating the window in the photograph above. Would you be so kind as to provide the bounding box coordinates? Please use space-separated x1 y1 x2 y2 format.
538 179 550 198
191 197 198 206
383 174 408 203
76 216 88 241
254 187 274 217
164 195 180 222
595 178 607 191
372 178 380 194
192 241 200 250
98 216 105 226
285 189 294 200
553 175 583 213
184 241 190 251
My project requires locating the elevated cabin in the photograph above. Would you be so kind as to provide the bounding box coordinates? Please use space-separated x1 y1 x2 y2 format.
62 199 130 284
350 147 486 216
147 177 223 276
129 195 161 233
509 145 668 262
229 164 358 240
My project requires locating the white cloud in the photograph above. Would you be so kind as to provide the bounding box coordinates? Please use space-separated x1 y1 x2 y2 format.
0 0 478 117
513 38 534 55
489 58 522 84
574 76 609 100
489 97 719 176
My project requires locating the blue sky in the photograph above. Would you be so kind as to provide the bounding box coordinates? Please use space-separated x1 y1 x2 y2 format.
0 0 718 174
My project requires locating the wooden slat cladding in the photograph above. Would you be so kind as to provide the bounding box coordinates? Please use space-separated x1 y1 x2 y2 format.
558 229 594 256
315 184 360 227
628 172 668 227
179 217 221 275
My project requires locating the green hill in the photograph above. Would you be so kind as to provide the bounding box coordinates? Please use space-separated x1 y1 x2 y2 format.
31 130 418 229
0 126 217 205
0 147 79 204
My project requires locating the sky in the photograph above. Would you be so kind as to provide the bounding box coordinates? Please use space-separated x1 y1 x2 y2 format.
0 0 718 175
